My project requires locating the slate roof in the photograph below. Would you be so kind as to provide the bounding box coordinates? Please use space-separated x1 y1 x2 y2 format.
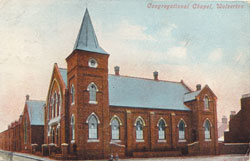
26 100 45 125
108 75 191 111
74 8 108 55
59 68 67 86
183 90 201 102
58 68 192 111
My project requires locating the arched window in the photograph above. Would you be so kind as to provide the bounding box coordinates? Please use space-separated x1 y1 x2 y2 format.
204 120 211 140
56 127 59 144
24 116 27 144
57 92 60 116
71 84 75 105
51 129 55 143
54 92 57 118
51 97 54 119
158 119 166 140
71 115 75 140
111 118 120 140
136 119 144 140
204 96 209 110
178 120 186 140
87 83 98 103
88 115 98 139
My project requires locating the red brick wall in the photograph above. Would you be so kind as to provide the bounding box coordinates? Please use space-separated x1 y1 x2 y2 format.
225 96 250 143
66 50 110 160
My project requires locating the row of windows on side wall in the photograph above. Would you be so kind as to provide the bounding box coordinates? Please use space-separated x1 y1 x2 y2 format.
69 115 212 142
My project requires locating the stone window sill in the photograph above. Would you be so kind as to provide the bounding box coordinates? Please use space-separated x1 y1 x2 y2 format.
178 139 187 143
87 139 99 143
158 139 167 143
110 140 121 143
205 139 212 142
136 140 144 143
89 101 98 104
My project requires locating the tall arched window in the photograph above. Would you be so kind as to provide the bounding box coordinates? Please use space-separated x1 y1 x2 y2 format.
136 119 144 140
88 115 98 139
24 117 27 144
71 84 75 105
158 119 166 140
178 120 186 140
57 93 60 116
111 118 120 140
204 96 209 110
87 83 98 104
52 129 55 143
54 92 57 118
51 97 54 119
204 120 211 140
71 115 75 140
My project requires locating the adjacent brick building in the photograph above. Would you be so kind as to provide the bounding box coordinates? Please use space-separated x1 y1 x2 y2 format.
42 8 219 160
224 93 250 143
0 95 45 153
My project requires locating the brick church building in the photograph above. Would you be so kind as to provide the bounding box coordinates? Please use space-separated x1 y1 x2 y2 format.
43 8 219 160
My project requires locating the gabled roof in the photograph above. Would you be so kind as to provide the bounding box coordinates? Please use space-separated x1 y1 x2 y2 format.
26 100 45 125
59 68 67 86
184 90 201 102
57 68 192 111
108 75 191 111
74 8 108 55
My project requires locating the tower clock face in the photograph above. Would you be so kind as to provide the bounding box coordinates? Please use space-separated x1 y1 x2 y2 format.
88 58 98 68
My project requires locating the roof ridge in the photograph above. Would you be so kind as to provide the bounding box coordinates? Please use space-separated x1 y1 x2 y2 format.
109 74 182 84
26 99 46 102
59 67 67 70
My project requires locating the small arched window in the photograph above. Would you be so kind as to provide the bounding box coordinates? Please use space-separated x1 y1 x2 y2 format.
71 84 75 105
178 120 186 140
204 96 209 110
158 119 166 140
136 119 144 140
204 120 211 140
111 118 120 140
87 83 98 104
88 115 98 139
71 115 75 140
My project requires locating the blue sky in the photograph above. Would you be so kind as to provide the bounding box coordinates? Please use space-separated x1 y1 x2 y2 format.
0 0 249 132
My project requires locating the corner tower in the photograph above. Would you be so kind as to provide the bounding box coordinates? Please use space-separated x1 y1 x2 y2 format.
66 8 110 159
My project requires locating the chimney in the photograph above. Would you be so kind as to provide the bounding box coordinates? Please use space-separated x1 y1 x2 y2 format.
196 84 201 91
230 111 236 120
114 66 120 75
153 71 158 80
222 116 227 124
26 94 30 101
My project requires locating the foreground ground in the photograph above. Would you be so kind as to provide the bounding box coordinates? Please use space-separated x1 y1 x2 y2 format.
0 154 249 161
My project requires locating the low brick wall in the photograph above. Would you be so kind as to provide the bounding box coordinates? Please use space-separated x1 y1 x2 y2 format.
219 142 249 155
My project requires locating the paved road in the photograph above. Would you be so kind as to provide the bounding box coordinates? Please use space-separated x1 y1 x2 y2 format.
120 155 249 161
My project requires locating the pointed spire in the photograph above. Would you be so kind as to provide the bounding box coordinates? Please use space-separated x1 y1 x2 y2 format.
74 8 108 54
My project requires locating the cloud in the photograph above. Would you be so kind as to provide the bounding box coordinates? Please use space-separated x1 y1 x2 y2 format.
167 46 187 59
117 20 155 41
209 48 223 61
